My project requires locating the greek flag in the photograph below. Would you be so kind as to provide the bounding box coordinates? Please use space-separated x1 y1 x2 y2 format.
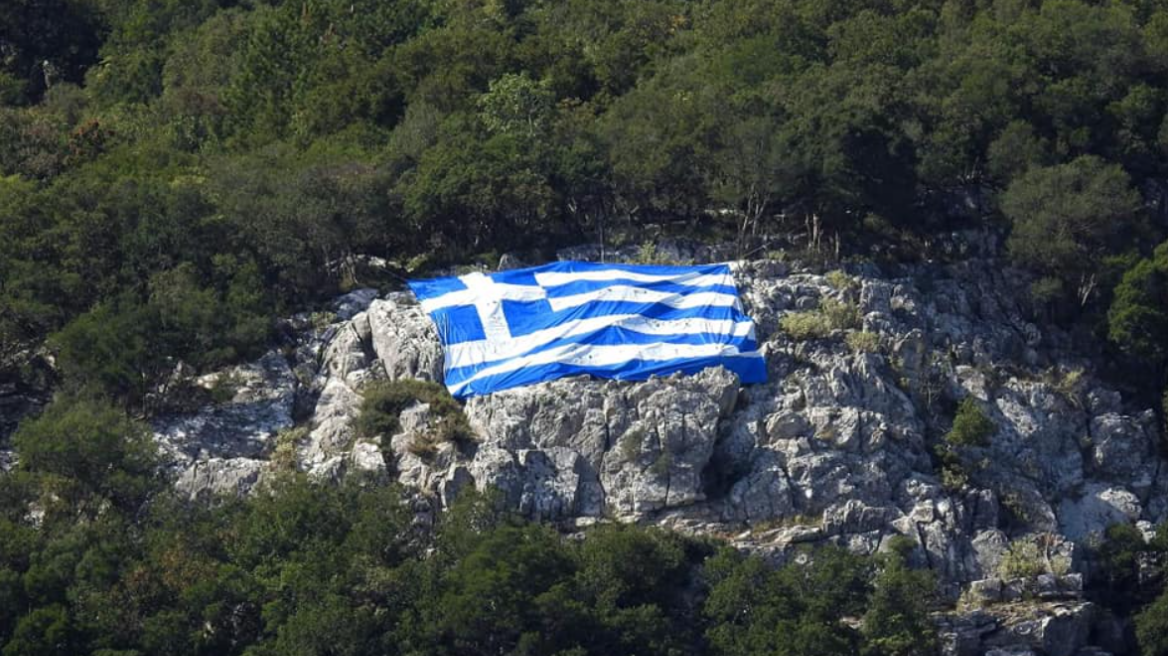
408 261 768 398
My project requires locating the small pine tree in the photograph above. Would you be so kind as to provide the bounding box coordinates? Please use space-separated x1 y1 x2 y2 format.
946 398 995 447
861 537 939 656
1137 590 1168 656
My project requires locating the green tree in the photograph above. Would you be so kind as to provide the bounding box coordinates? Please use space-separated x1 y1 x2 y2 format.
2 604 77 656
709 112 794 253
427 524 575 655
1003 156 1142 305
704 545 870 656
1093 523 1151 613
478 72 555 140
0 0 104 101
861 537 938 656
599 57 719 218
1109 241 1168 363
1137 589 1168 656
945 397 995 447
49 299 160 404
11 394 160 516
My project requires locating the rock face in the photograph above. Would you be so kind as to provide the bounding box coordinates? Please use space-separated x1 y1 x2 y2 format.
149 250 1165 655
153 350 298 499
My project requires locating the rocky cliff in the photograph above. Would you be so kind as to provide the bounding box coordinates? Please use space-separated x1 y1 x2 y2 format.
149 245 1165 656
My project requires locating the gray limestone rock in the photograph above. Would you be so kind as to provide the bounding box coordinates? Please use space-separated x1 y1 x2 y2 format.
174 457 267 500
367 294 444 383
153 351 296 475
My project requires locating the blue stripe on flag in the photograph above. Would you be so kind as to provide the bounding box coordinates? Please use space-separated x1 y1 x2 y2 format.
451 354 767 398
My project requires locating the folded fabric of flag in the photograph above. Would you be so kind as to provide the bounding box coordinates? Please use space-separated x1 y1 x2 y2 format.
408 260 768 398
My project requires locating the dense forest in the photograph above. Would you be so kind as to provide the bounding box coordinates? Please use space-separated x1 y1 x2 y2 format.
5 0 1168 653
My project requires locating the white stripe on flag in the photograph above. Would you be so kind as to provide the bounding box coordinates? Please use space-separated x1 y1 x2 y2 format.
444 314 757 369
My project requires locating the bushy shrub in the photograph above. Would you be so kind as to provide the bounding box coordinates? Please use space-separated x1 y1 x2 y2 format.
780 298 862 340
406 433 440 460
822 298 862 331
11 394 160 515
1108 241 1168 361
945 398 995 447
271 426 309 471
1136 590 1168 656
845 331 881 353
997 541 1047 579
779 310 834 340
1004 156 1141 304
862 537 938 656
703 544 877 656
997 539 1069 580
825 270 856 291
355 379 474 462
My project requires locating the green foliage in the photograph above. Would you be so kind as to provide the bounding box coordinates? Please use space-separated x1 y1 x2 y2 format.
3 603 77 656
1003 157 1142 303
148 257 272 369
1109 241 1168 363
945 398 995 447
781 298 862 340
271 426 309 472
845 331 881 353
355 379 474 461
780 311 835 340
478 73 554 139
936 451 970 492
1137 589 1168 656
46 256 271 404
635 241 691 265
997 541 1048 579
7 0 1168 649
0 401 950 656
822 299 862 330
861 539 938 656
935 398 994 491
703 545 875 656
996 539 1070 580
11 394 160 516
5 0 1168 411
48 299 161 404
1092 523 1149 612
825 270 854 290
0 0 104 101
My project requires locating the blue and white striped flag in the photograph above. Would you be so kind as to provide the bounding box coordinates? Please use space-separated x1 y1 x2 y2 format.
408 261 768 398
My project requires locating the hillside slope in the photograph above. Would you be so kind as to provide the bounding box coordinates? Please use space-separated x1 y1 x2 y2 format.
149 244 1164 655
